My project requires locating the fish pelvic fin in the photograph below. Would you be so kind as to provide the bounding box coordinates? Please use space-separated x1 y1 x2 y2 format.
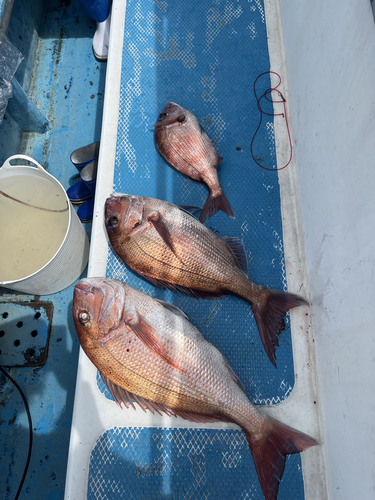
123 308 184 372
199 189 235 223
250 288 309 367
246 415 319 500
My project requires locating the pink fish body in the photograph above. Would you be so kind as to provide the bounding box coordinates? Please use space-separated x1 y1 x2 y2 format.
154 102 235 222
73 277 319 500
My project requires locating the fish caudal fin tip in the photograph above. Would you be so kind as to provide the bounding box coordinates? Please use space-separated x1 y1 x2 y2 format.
246 417 319 500
199 190 235 223
250 289 309 367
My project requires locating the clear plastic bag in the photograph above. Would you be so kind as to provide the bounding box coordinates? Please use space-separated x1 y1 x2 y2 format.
0 33 23 125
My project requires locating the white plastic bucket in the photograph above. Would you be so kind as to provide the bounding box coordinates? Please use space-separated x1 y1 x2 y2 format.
0 155 89 294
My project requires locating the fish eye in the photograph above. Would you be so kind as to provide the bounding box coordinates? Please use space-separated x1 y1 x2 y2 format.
78 310 90 325
158 112 167 121
133 220 142 229
108 216 118 227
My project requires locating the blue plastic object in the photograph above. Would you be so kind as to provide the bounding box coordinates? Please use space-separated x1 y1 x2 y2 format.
77 196 94 222
67 180 92 204
77 159 97 221
70 142 100 170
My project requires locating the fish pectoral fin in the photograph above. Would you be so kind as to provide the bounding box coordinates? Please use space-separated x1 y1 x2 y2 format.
147 211 180 259
123 308 184 372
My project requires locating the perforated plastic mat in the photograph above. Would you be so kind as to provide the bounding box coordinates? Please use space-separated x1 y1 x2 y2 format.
0 301 52 367
92 0 305 498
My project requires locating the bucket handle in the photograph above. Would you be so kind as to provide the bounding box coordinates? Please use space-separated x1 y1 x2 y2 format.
0 154 69 213
2 154 46 172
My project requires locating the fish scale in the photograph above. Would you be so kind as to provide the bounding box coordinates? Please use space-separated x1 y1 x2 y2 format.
73 277 318 500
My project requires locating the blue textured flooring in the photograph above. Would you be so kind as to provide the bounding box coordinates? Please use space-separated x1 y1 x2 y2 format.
88 427 304 500
91 1 305 499
0 1 106 499
106 0 293 406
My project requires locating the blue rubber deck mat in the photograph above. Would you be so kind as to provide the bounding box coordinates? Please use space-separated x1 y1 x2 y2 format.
88 427 304 500
91 0 305 498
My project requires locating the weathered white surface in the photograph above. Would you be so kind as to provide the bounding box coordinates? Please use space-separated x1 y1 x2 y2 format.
278 1 375 498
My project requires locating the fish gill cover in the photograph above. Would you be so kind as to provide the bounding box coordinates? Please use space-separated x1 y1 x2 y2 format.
96 0 305 498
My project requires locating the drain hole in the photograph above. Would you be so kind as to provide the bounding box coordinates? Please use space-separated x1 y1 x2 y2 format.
0 330 5 337
28 348 36 357
34 312 41 319
31 330 38 338
17 321 23 328
2 312 8 319
14 339 20 347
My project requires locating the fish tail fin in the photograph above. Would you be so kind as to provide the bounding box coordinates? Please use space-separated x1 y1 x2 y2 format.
199 189 235 223
246 415 319 500
249 288 309 367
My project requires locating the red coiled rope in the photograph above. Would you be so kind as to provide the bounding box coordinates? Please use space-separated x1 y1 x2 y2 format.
251 71 292 171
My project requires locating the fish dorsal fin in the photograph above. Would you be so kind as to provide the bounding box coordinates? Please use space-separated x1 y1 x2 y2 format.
178 205 202 220
153 299 189 319
101 374 229 423
123 308 184 372
222 237 248 276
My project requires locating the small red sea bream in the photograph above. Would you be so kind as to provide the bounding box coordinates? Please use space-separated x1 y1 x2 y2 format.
105 194 309 367
73 277 319 500
154 102 234 223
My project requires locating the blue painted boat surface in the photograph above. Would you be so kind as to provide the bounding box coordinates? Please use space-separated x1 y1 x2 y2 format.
0 1 106 498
